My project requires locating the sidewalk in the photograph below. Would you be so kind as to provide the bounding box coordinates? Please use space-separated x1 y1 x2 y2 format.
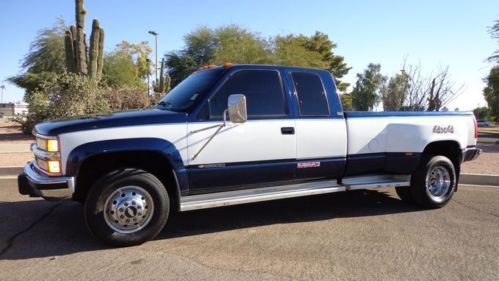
0 121 33 167
0 143 31 153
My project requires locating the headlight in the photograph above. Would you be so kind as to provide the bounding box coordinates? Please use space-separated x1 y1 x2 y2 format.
33 132 61 175
36 136 59 152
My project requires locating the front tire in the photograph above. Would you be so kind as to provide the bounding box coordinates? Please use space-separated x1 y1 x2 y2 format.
84 169 170 246
410 155 456 208
395 186 414 203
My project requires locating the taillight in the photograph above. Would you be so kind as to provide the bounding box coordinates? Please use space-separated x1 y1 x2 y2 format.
472 116 478 139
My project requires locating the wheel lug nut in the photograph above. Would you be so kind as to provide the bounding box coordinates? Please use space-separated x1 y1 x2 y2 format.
119 208 124 212
132 201 136 205
126 219 130 223
120 215 125 219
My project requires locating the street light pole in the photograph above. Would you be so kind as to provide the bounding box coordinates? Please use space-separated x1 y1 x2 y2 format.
148 31 159 84
0 85 5 103
146 59 151 95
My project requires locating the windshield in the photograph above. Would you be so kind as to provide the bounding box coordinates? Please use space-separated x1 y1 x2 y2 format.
157 68 225 112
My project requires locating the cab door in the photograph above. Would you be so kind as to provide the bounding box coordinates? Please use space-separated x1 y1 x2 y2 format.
290 71 347 180
186 69 296 193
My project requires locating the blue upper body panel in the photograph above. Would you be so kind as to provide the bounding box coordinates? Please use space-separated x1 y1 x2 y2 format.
35 108 187 136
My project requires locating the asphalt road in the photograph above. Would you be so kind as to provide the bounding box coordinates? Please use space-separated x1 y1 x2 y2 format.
0 178 498 281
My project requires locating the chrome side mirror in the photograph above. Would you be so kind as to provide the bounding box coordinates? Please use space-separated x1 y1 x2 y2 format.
227 94 247 123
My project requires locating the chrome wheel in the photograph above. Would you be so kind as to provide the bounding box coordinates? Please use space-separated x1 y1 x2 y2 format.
425 165 452 203
103 186 155 234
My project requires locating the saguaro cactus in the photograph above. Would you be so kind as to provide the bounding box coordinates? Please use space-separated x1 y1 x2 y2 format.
65 0 104 80
155 58 171 94
64 31 76 73
88 19 100 79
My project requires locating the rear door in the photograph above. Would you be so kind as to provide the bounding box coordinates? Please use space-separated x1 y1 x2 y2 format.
187 69 296 193
290 71 347 180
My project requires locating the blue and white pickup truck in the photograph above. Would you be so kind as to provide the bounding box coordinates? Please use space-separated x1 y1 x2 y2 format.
18 64 481 245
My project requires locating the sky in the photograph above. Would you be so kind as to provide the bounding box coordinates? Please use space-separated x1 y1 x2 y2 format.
0 0 498 110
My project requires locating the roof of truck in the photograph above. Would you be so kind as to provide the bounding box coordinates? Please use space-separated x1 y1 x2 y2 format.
197 63 331 74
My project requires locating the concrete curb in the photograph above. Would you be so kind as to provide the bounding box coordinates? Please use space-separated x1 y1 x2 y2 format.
0 166 497 186
460 173 499 187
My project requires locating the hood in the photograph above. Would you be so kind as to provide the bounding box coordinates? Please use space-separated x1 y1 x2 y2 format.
35 109 187 136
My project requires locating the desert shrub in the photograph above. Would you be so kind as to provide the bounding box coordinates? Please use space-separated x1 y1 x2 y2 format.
16 73 110 133
103 86 151 111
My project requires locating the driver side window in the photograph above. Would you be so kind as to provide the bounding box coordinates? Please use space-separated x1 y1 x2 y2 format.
209 70 287 119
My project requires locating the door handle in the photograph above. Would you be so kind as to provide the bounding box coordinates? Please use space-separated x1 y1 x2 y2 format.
281 127 295 135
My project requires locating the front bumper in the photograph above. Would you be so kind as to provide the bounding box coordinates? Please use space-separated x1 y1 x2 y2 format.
18 162 74 200
462 147 481 162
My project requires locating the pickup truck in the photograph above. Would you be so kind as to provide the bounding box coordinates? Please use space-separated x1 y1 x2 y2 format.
18 64 481 246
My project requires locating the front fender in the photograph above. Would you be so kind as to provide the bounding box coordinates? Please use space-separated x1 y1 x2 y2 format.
65 138 188 194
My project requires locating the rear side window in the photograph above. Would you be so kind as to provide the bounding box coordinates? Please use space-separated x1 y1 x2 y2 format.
210 70 287 119
292 72 329 117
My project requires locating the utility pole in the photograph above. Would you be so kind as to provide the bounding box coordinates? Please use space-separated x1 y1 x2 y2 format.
148 31 159 84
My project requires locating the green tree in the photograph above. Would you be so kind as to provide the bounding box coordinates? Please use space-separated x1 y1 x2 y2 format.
488 20 499 62
8 19 67 97
340 94 353 111
350 64 387 111
114 41 152 79
212 25 270 64
299 32 350 92
273 35 328 68
483 66 499 118
166 25 269 87
166 26 350 90
102 51 139 87
473 107 490 120
102 41 152 87
381 70 410 111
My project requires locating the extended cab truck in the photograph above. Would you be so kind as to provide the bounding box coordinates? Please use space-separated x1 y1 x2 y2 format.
18 64 481 246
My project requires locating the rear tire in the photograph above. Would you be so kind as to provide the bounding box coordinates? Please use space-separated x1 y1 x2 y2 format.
410 155 456 208
84 169 170 246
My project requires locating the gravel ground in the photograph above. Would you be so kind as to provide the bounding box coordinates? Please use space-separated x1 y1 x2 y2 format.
461 143 499 175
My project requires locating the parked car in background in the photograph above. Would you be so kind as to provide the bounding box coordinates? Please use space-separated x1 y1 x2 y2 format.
477 119 491 127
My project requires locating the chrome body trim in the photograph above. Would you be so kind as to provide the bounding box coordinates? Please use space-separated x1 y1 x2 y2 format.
342 175 411 191
33 131 58 140
30 143 61 160
462 147 481 162
24 162 74 198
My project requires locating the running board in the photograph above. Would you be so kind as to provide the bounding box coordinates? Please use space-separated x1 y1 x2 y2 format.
180 175 411 211
180 179 343 211
343 175 410 191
